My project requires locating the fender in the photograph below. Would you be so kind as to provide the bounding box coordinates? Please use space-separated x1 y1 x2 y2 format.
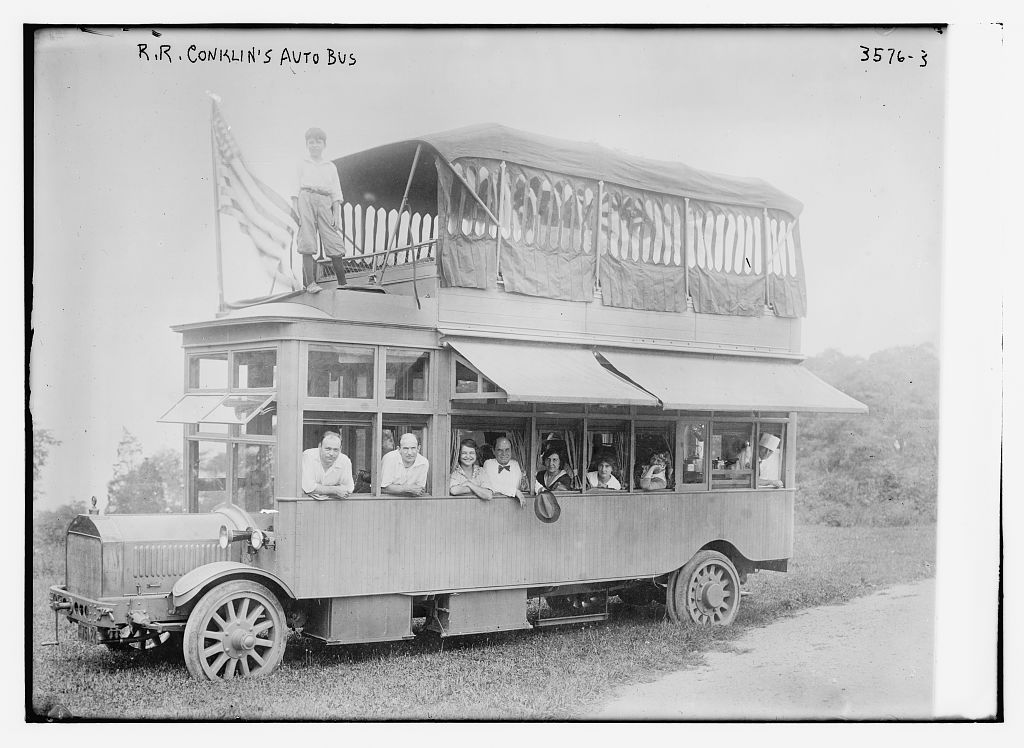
172 561 296 610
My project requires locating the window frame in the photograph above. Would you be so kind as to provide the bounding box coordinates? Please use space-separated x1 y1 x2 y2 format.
582 417 631 493
754 420 788 489
231 347 279 390
187 350 230 392
633 419 678 492
451 355 506 401
383 347 433 403
183 344 281 512
305 342 378 404
448 415 532 499
378 415 432 497
708 419 756 491
302 414 377 497
676 418 710 492
443 407 792 498
533 417 585 493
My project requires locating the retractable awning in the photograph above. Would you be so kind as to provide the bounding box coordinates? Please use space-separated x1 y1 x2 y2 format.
598 350 868 414
446 339 657 407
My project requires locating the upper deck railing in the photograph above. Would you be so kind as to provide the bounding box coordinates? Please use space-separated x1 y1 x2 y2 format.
315 202 438 282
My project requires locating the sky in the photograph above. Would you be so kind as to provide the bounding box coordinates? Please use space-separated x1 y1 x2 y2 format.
30 26 947 510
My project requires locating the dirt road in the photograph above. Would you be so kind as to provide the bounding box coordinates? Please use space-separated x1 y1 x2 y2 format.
594 578 934 720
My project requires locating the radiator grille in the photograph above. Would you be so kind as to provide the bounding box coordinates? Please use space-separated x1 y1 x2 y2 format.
131 542 230 582
67 533 102 599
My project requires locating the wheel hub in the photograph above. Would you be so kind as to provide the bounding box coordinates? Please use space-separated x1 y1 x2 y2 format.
701 582 726 608
226 627 256 656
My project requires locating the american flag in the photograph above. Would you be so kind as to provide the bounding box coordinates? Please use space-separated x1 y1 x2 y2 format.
210 95 302 291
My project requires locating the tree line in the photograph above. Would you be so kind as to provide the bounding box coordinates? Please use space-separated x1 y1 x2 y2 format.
796 343 938 526
33 428 184 546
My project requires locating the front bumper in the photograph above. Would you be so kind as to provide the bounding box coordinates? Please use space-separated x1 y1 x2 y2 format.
49 584 181 631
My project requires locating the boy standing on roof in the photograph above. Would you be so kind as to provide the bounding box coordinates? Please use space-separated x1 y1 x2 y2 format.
292 127 348 293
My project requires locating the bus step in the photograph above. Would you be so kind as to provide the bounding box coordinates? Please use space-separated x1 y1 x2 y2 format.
535 612 609 627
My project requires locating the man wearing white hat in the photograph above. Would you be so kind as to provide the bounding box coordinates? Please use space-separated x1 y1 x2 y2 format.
757 433 784 488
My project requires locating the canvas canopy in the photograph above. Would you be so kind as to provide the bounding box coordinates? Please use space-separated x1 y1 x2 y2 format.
334 124 807 316
334 123 802 216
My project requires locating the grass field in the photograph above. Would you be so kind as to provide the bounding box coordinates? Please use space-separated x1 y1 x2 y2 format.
30 524 935 720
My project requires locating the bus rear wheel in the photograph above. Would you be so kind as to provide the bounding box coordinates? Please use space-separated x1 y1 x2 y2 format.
183 580 287 681
667 550 741 626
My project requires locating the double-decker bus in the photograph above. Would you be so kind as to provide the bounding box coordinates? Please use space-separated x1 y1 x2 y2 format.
50 123 865 681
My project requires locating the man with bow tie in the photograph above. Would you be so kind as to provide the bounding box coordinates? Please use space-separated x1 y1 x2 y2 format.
482 436 526 507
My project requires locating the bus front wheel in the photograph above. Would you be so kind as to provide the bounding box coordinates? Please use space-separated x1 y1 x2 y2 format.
183 580 287 680
667 550 741 626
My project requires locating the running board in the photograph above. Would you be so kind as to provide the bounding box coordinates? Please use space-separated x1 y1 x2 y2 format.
534 612 609 627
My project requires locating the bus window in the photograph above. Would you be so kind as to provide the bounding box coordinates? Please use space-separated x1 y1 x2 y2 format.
385 348 430 401
189 440 228 512
635 424 676 491
756 424 786 489
307 345 375 399
382 420 429 493
679 421 707 488
536 424 582 491
455 359 478 394
233 349 277 388
188 352 228 390
302 419 373 494
710 422 754 489
585 422 628 491
233 443 274 511
451 422 530 495
240 402 276 436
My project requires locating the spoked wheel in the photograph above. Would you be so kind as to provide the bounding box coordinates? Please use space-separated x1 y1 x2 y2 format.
667 550 741 626
183 580 287 680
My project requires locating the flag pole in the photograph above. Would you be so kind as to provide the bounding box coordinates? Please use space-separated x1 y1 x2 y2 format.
209 96 227 316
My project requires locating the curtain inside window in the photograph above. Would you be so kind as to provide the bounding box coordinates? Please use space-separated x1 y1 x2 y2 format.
449 430 460 474
507 428 530 493
614 437 629 487
562 428 580 489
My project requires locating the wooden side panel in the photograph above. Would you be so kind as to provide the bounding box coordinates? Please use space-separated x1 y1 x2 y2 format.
693 313 795 351
304 594 413 644
436 589 531 636
585 304 697 344
789 317 803 355
438 288 589 338
181 323 294 349
278 490 794 599
437 287 799 354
